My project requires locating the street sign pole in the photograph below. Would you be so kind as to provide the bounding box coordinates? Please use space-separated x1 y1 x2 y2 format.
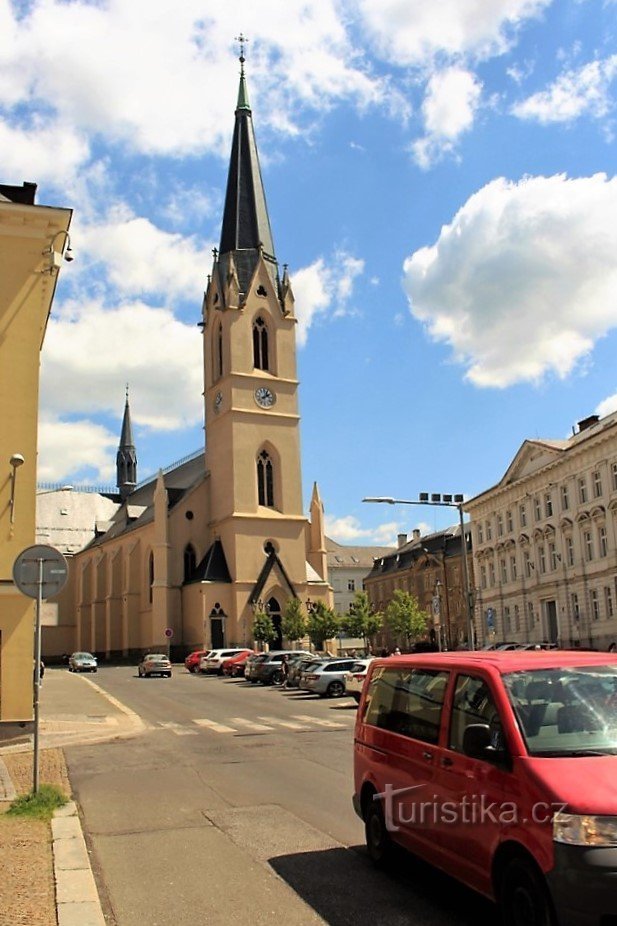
33 557 43 794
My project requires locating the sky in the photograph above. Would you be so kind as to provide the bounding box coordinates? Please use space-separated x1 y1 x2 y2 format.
5 0 617 546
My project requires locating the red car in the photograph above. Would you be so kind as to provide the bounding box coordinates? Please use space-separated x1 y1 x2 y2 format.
354 650 617 926
222 650 257 677
184 650 211 673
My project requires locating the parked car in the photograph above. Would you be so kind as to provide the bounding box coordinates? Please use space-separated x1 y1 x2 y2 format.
199 648 251 675
247 650 312 685
68 652 98 673
286 655 322 689
354 650 617 926
299 658 357 697
138 653 172 678
244 653 267 681
344 658 374 702
185 649 211 673
222 650 257 677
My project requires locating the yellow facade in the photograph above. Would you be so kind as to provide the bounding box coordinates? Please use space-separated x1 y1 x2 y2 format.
0 188 71 736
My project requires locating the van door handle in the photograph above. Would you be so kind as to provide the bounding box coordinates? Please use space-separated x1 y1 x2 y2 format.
441 757 454 768
422 750 433 761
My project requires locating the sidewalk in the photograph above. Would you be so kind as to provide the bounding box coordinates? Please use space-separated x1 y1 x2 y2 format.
0 668 145 926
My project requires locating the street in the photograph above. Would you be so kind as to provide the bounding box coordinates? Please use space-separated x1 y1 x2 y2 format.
60 666 495 925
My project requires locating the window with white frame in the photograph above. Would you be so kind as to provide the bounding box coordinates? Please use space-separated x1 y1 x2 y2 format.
612 461 617 492
584 530 594 562
520 503 527 528
565 535 574 567
524 549 533 577
527 600 534 629
549 542 558 571
544 493 553 517
477 523 484 544
486 520 492 541
534 496 542 522
591 588 600 621
488 562 495 586
510 555 517 581
348 579 355 591
506 509 513 532
571 592 580 622
504 605 511 632
538 544 546 574
514 604 520 632
500 558 507 583
579 477 588 504
593 470 603 499
561 484 569 511
598 525 608 558
605 586 614 619
497 514 503 537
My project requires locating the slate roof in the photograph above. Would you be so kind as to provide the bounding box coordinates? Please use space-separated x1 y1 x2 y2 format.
187 539 231 584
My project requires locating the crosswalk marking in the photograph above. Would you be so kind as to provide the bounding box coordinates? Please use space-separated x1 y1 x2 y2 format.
257 715 307 730
193 718 237 734
291 714 347 729
229 717 274 732
158 721 198 736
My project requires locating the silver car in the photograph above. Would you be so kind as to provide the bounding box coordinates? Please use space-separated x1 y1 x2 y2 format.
68 651 98 673
299 658 357 698
138 653 172 678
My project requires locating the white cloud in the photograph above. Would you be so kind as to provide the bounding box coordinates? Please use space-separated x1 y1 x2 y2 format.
292 250 365 346
412 68 482 168
596 393 617 419
403 173 617 388
0 116 89 187
37 418 118 483
74 209 213 300
325 514 399 546
40 299 204 430
357 0 550 66
513 55 617 124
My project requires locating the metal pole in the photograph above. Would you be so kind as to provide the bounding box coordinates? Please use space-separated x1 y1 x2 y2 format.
458 504 475 651
33 557 43 794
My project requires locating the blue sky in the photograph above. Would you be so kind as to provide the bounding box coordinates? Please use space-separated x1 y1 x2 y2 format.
5 0 617 545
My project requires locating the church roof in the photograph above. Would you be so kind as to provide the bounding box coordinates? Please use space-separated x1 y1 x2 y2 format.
217 57 277 295
118 393 135 450
188 539 231 584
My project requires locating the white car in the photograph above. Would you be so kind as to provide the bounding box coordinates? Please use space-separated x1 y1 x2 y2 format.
198 648 250 675
344 658 374 702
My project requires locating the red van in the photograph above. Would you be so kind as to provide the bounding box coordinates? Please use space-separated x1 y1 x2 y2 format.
353 651 617 926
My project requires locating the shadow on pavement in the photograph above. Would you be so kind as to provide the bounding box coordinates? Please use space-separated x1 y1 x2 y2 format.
268 844 495 926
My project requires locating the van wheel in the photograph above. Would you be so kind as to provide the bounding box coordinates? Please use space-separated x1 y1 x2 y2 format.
365 798 393 869
499 857 554 926
327 681 345 698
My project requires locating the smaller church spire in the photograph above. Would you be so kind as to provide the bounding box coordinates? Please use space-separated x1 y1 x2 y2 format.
116 386 137 501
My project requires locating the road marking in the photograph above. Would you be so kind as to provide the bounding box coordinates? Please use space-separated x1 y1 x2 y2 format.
257 715 307 730
229 717 274 732
291 715 347 729
193 718 237 734
158 722 198 736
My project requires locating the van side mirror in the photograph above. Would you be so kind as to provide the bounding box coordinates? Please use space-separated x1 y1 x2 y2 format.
463 723 491 759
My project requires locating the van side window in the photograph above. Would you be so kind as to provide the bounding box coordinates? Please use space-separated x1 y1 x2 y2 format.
449 675 501 753
364 667 449 745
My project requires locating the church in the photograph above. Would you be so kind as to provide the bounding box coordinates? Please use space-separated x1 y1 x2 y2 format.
53 54 333 659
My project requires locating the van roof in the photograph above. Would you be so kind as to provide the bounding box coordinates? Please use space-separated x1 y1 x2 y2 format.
377 651 617 673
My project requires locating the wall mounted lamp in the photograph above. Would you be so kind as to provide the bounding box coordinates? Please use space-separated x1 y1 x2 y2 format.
9 453 25 524
41 230 74 273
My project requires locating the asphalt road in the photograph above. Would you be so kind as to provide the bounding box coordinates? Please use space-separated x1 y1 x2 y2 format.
63 666 496 926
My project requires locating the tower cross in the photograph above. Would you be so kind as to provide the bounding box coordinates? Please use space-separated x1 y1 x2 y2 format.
235 33 249 67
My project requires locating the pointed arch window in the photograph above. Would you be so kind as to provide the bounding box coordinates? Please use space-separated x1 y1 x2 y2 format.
214 322 223 380
257 450 274 507
253 316 269 371
184 544 197 583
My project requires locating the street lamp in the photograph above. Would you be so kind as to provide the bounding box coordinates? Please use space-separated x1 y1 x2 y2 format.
363 493 475 650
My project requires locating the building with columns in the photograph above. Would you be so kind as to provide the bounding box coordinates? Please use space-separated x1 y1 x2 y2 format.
51 58 332 660
466 411 617 650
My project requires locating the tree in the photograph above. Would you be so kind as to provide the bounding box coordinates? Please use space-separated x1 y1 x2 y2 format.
307 600 340 650
281 597 306 645
384 589 428 647
340 591 383 649
252 610 276 648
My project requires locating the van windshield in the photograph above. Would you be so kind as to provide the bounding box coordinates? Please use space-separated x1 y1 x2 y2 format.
503 665 617 756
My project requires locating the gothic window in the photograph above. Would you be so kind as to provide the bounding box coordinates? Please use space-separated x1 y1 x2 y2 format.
253 316 269 370
257 450 274 507
184 544 197 582
213 322 223 380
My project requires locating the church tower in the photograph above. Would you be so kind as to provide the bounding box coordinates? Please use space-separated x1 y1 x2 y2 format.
200 43 329 642
116 388 137 500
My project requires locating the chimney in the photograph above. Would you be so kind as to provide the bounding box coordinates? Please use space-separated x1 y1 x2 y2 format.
412 528 421 541
577 415 599 433
397 533 407 548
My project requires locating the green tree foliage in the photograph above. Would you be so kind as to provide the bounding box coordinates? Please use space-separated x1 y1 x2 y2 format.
307 600 340 649
340 591 382 645
385 589 428 645
252 610 276 645
281 597 306 644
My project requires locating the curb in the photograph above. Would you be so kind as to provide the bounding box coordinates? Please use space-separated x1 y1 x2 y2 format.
53 801 106 926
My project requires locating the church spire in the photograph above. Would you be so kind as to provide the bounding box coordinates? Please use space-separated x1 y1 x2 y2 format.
116 386 137 500
217 37 277 296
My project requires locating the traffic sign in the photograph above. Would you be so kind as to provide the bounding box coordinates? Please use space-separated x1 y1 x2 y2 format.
13 544 68 600
164 628 174 638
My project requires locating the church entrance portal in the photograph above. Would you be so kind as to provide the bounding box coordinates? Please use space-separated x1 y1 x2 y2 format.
210 606 226 649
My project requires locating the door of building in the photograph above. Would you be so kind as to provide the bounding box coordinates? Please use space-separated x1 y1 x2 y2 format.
210 616 225 649
545 600 558 644
267 597 283 649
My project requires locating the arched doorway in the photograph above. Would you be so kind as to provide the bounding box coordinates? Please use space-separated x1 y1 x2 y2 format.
209 604 226 649
267 596 283 649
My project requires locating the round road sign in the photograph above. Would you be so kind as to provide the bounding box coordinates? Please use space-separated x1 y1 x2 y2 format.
164 628 174 638
13 544 69 600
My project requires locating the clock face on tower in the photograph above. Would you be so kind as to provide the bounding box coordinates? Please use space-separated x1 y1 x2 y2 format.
254 386 276 408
